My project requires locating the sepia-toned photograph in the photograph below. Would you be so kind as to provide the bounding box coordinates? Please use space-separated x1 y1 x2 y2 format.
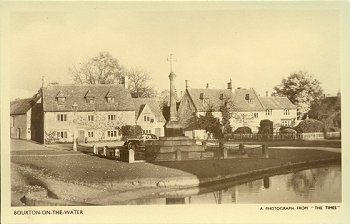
1 1 349 223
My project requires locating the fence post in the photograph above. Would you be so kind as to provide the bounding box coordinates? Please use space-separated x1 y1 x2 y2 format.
262 144 269 158
93 145 97 155
128 149 135 163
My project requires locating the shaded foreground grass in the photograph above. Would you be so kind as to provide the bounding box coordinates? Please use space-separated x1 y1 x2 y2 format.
11 148 340 186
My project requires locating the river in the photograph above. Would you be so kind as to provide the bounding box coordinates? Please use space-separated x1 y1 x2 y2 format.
121 165 341 205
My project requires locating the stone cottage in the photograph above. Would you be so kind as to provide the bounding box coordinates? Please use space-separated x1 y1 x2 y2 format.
132 98 166 137
177 80 297 136
10 94 42 141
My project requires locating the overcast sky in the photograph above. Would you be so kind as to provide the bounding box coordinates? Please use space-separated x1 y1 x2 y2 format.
1 1 346 100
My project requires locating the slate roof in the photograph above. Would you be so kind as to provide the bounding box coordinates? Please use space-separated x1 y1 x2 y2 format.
132 98 166 122
10 97 35 115
231 88 265 112
186 88 296 112
259 97 297 109
186 89 234 112
42 84 134 112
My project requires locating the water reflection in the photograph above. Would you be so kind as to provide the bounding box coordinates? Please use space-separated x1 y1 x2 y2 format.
122 165 341 205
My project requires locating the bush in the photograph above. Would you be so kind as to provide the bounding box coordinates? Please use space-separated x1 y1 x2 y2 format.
280 128 297 135
295 119 325 133
233 127 252 134
258 119 273 134
121 125 143 137
279 126 295 132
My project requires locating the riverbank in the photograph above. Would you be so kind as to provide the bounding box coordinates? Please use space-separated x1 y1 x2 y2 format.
11 141 341 205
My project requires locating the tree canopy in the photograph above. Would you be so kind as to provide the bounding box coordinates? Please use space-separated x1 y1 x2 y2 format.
70 52 156 98
272 71 324 118
308 92 341 131
70 52 123 84
123 67 156 98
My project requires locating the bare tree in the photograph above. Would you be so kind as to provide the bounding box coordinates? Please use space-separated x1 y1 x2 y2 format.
70 52 123 84
123 67 156 98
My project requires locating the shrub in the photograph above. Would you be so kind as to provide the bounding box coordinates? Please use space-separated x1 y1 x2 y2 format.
121 125 143 137
280 128 297 135
295 119 325 133
233 127 252 134
279 126 295 132
258 119 273 134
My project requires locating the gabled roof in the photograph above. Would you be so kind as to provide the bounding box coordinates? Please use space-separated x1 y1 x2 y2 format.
260 97 297 110
10 97 38 115
132 98 166 122
186 89 234 112
84 90 94 98
42 84 134 112
231 88 265 112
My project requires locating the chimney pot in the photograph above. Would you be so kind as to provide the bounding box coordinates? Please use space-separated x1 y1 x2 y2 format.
266 91 268 97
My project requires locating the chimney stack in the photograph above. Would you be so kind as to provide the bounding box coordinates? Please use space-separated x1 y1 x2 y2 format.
206 83 210 89
185 80 189 89
265 91 269 97
121 76 129 89
227 79 232 90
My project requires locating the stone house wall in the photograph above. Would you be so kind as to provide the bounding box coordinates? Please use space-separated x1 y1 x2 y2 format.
44 110 135 143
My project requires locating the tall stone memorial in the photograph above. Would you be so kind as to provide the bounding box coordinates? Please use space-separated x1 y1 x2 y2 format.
145 54 211 161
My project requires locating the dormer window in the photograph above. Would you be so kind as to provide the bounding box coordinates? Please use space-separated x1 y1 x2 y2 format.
85 90 95 104
219 93 224 100
105 90 115 103
86 98 94 104
56 91 66 105
107 97 115 103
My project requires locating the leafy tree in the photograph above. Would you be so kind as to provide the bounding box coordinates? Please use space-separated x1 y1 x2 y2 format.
123 67 156 98
308 92 341 131
273 71 324 118
70 52 123 84
197 109 223 139
258 119 274 134
219 101 233 134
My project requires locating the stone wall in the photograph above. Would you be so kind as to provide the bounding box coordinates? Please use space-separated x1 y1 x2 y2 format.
10 114 29 140
44 110 135 143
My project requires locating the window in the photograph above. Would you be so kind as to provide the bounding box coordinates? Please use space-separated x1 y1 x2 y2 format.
143 130 151 134
57 97 66 104
88 115 94 121
107 130 117 137
253 113 259 118
86 98 94 104
248 99 254 104
144 115 147 121
56 131 68 139
266 109 272 115
108 114 116 121
281 120 291 126
88 131 94 137
10 116 14 127
107 97 115 103
57 114 67 122
284 109 290 115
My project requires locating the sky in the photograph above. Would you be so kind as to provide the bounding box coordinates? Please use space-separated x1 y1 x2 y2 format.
1 1 346 100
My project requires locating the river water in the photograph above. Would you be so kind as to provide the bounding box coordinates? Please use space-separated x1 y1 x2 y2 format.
122 165 341 205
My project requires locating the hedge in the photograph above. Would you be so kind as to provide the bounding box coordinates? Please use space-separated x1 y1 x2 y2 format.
233 127 252 134
295 119 325 133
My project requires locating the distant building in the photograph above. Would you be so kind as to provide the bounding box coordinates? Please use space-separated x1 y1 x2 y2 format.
177 80 297 135
10 84 165 144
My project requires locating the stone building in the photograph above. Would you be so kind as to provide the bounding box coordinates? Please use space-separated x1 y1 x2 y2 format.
132 98 166 137
10 94 42 141
10 84 166 143
177 80 297 136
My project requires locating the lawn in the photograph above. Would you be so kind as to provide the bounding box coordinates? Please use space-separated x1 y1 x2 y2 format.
11 147 340 186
